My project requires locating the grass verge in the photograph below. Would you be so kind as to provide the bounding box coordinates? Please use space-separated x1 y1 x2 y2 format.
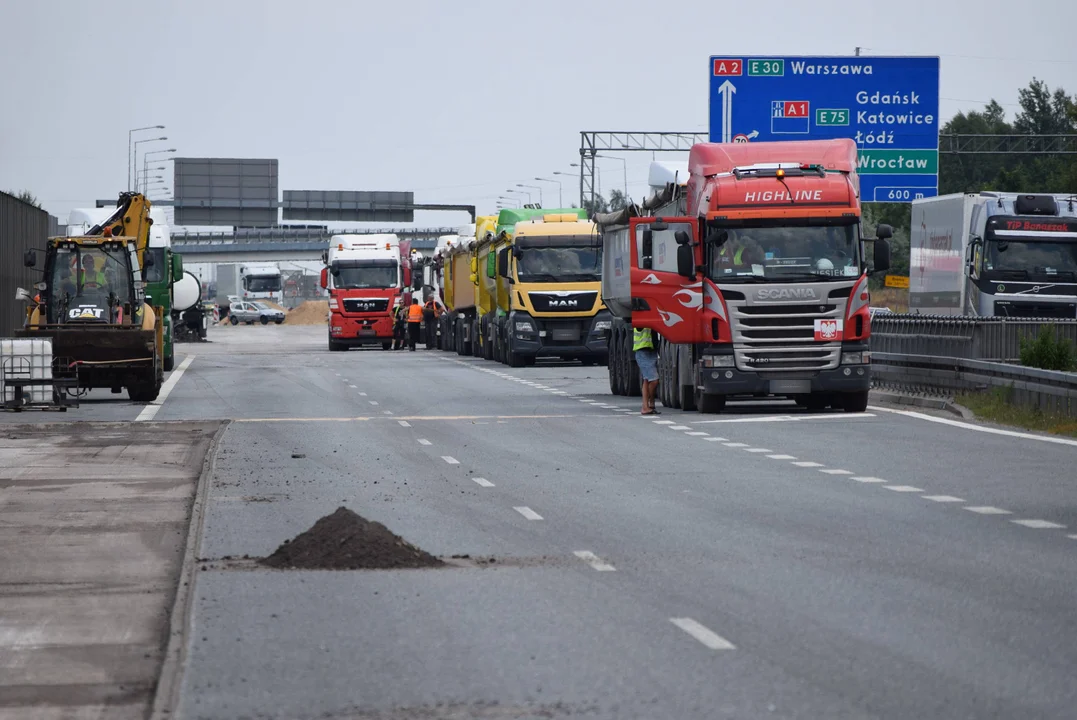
956 388 1077 438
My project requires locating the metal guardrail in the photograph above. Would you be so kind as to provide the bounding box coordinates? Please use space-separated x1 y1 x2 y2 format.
872 353 1077 419
871 315 1077 363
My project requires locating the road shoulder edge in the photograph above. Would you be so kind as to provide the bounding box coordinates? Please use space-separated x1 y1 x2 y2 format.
150 419 231 720
869 389 973 420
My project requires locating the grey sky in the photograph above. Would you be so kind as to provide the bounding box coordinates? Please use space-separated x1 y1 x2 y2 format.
2 0 1074 228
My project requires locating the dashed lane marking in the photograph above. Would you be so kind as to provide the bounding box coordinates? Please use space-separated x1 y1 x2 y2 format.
359 392 367 396
669 425 691 430
692 413 876 425
573 551 616 572
669 618 736 650
473 478 495 488
653 420 675 425
418 439 432 446
514 506 543 521
922 495 965 503
369 401 379 406
441 456 460 465
884 485 924 493
348 384 357 389
685 431 709 436
723 442 749 448
792 461 824 468
1012 519 1066 529
767 454 797 460
398 420 411 427
136 355 195 422
743 448 772 453
703 437 725 442
852 476 887 483
819 469 854 475
1067 535 1077 541
965 506 1012 515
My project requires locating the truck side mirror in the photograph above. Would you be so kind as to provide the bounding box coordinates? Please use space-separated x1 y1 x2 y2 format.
497 248 510 279
319 268 328 289
674 230 691 246
677 244 695 279
873 239 891 274
876 224 893 241
641 229 653 270
171 253 183 282
23 250 36 268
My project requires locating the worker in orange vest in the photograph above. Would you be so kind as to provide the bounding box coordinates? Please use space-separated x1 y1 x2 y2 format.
422 297 441 349
406 297 423 351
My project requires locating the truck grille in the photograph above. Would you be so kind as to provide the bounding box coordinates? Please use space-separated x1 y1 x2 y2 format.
343 298 389 314
528 291 597 313
729 301 844 372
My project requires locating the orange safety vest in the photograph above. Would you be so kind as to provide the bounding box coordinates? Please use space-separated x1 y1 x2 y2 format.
407 304 423 322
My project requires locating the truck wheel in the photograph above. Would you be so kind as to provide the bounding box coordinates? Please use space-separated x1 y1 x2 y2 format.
608 330 620 395
274 318 284 325
483 331 495 361
328 337 345 352
127 381 161 403
260 316 269 325
841 390 870 413
507 347 525 368
696 390 725 414
163 352 175 372
627 341 642 397
230 316 239 325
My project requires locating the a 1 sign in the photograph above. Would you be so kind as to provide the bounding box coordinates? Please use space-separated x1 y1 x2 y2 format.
712 58 742 76
814 318 843 341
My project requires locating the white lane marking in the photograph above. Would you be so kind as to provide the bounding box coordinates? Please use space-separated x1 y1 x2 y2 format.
514 506 543 521
383 410 393 415
693 414 875 424
819 469 854 475
767 454 797 460
653 420 675 425
441 456 459 465
884 485 925 493
852 476 887 483
369 401 379 406
922 495 965 503
334 372 340 376
417 439 432 446
473 478 495 488
685 431 709 436
669 618 736 650
792 461 823 468
669 425 691 430
573 551 616 572
398 420 411 427
348 384 357 389
869 405 1077 447
965 506 1012 515
359 392 367 396
135 355 195 422
1067 534 1077 540
743 448 772 453
1012 519 1066 529
704 437 724 442
723 442 749 448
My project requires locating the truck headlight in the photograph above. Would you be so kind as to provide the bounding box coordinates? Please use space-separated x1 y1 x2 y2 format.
328 299 338 310
702 355 734 368
515 320 534 332
841 351 871 365
593 320 611 331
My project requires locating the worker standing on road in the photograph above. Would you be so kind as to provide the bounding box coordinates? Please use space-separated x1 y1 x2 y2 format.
406 298 423 351
422 297 440 349
634 326 660 415
392 301 407 350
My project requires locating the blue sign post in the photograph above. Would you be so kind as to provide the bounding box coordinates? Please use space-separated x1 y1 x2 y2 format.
708 56 940 203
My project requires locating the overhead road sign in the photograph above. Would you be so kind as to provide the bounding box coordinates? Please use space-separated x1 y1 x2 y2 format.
173 158 279 226
283 190 415 222
708 55 940 203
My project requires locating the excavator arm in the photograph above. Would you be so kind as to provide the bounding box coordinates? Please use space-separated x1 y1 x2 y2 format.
86 192 153 269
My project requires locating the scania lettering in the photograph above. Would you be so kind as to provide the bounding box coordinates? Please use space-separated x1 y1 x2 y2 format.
910 192 1077 318
599 140 892 414
321 234 413 351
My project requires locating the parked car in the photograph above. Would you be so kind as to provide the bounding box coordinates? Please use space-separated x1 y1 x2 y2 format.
229 301 285 325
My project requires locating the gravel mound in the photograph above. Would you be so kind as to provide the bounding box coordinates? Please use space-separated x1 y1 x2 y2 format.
285 300 328 325
258 507 443 570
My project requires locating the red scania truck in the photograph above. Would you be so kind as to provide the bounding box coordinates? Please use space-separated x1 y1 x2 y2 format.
598 139 893 413
321 233 413 351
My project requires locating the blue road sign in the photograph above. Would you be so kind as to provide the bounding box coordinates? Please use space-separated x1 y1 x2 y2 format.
708 56 940 203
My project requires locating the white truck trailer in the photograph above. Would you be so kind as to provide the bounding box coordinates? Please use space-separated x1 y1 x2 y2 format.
910 192 1077 318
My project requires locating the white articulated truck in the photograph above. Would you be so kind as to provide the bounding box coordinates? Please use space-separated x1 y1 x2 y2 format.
910 192 1077 318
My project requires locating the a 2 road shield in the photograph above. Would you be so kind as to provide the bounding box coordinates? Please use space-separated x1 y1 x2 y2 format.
628 217 706 345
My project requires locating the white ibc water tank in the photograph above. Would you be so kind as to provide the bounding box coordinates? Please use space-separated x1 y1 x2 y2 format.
173 271 201 312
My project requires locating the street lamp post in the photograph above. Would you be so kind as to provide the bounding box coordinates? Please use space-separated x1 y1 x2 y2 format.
142 149 176 193
507 188 531 204
133 137 168 191
497 195 520 208
596 154 628 200
128 125 164 190
517 183 543 207
534 177 562 207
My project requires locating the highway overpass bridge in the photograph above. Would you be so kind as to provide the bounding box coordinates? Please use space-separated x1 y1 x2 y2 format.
170 226 455 263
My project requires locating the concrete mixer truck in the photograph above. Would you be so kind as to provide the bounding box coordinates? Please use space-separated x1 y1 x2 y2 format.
172 271 209 341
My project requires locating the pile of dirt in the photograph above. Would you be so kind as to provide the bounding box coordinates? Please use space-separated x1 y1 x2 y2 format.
258 507 444 570
285 300 329 325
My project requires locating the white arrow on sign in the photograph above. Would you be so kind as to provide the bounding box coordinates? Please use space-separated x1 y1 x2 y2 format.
747 130 758 139
718 80 736 143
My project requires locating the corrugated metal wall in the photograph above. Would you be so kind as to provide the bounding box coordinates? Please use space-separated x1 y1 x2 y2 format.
0 192 54 337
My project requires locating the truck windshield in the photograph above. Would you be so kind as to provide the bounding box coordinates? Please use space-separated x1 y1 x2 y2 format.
984 226 1077 278
516 244 602 283
332 263 398 289
706 222 861 282
245 275 281 293
143 248 166 283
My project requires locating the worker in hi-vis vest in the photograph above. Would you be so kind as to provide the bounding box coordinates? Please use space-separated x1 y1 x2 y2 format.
633 326 660 415
406 297 424 351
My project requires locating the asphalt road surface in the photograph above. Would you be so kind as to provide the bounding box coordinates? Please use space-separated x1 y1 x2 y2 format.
15 325 1077 719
